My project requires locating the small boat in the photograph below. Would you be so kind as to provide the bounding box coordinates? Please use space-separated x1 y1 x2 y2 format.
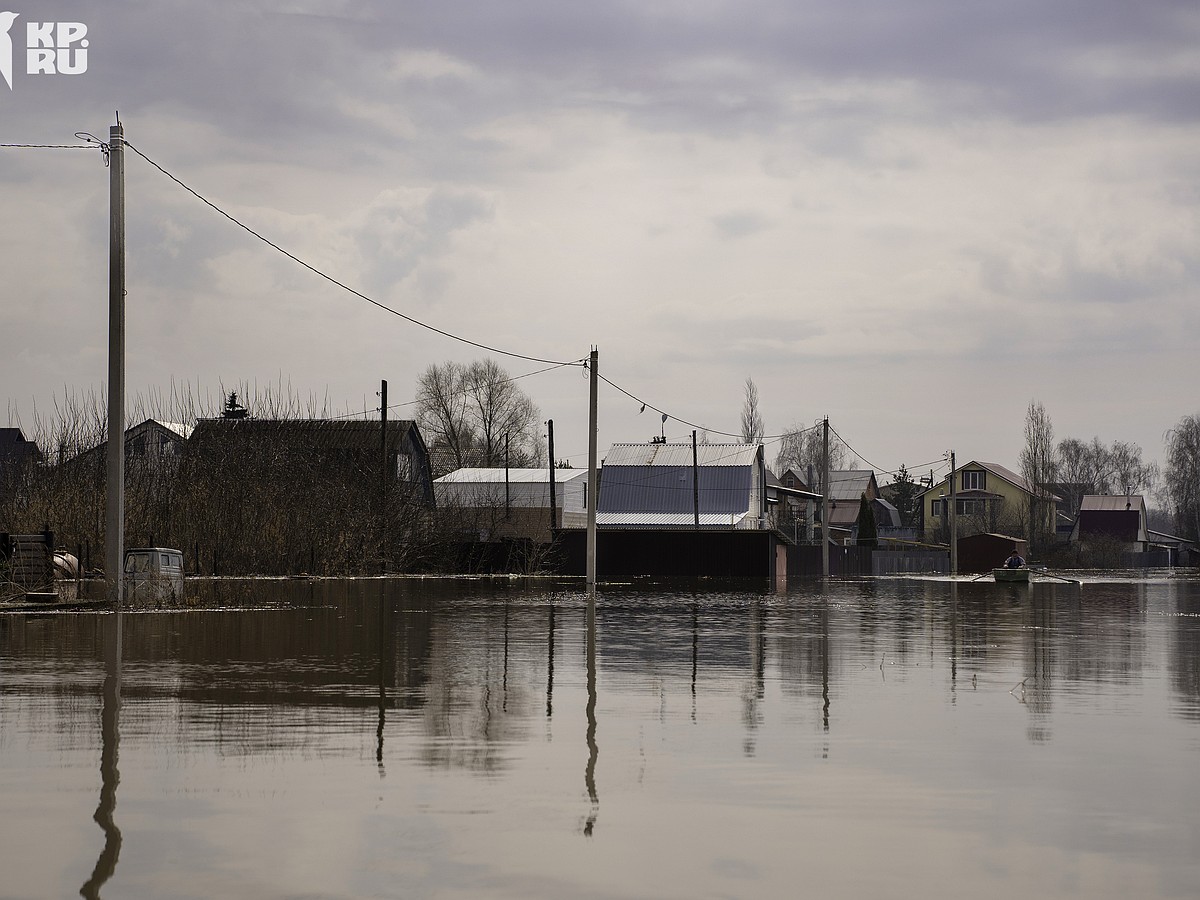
993 567 1030 583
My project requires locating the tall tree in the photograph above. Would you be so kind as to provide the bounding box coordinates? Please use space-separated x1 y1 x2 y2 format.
415 361 475 471
1058 435 1156 513
740 377 764 445
1164 413 1200 542
774 420 847 493
856 492 878 547
415 359 543 475
887 464 921 527
1020 400 1057 549
1109 440 1157 497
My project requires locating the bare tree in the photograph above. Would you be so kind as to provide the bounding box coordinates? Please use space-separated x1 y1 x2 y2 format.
1164 413 1200 542
464 359 543 467
1109 440 1157 497
415 362 476 471
774 420 847 492
1020 400 1057 549
1058 435 1156 513
415 359 543 475
740 377 764 445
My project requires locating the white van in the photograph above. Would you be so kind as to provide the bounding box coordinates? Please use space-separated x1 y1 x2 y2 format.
124 548 185 602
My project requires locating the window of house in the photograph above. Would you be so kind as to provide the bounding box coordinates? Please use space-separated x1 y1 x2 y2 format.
931 499 943 517
961 470 986 491
956 499 985 516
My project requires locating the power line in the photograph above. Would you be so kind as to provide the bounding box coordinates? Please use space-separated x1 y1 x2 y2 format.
0 143 99 149
324 359 583 420
121 140 584 369
596 372 821 442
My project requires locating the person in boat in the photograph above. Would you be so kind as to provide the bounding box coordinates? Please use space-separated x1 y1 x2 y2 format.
1004 548 1025 569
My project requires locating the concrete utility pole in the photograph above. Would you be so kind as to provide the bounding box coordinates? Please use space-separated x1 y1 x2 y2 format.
547 419 558 532
380 379 387 574
692 430 700 530
105 118 125 607
821 417 830 578
949 450 958 577
586 348 598 590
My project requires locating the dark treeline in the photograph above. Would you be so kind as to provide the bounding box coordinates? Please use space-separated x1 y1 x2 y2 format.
1 388 472 577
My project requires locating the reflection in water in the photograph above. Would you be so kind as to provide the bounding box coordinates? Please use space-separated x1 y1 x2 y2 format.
819 594 830 750
949 580 959 703
583 595 599 837
691 600 698 723
1024 592 1055 742
743 598 765 756
377 588 390 775
80 610 122 900
546 605 555 719
5 576 1200 898
1169 580 1200 720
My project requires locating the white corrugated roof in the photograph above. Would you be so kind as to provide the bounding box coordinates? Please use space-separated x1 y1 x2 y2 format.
157 421 194 440
596 512 750 527
603 443 760 467
436 467 587 484
1079 495 1145 512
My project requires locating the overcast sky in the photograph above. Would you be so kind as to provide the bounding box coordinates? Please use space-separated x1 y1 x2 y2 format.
3 0 1198 480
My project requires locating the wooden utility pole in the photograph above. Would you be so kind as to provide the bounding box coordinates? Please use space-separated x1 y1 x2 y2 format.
547 419 558 532
380 379 387 574
105 118 125 607
586 348 598 590
821 417 830 578
949 450 958 577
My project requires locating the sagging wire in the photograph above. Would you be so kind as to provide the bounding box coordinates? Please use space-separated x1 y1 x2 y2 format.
121 139 584 369
1 134 109 165
596 372 823 443
325 359 585 420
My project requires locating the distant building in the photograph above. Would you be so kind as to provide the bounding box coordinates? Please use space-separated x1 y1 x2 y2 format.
919 460 1059 543
1069 495 1149 553
188 418 435 505
596 442 768 529
0 427 43 499
435 467 588 542
825 470 891 543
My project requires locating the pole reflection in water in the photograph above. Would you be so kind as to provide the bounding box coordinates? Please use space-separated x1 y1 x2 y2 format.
583 594 599 837
820 592 830 753
377 588 391 776
546 605 555 719
743 597 765 757
503 600 510 714
949 579 959 703
691 600 698 724
80 609 122 900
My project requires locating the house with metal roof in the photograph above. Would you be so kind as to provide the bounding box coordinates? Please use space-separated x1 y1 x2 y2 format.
1069 495 1149 551
918 460 1060 543
0 427 43 500
596 442 769 529
435 467 588 542
188 417 436 506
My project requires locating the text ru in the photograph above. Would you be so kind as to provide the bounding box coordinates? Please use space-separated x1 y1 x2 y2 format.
26 22 88 75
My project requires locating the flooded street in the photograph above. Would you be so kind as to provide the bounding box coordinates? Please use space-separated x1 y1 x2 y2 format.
3 575 1200 899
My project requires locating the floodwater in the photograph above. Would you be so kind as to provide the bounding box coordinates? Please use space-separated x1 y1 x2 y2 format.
3 575 1200 900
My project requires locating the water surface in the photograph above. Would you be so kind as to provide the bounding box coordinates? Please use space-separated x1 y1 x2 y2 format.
2 575 1199 899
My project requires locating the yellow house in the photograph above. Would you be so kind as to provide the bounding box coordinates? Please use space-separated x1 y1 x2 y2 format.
919 461 1059 543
